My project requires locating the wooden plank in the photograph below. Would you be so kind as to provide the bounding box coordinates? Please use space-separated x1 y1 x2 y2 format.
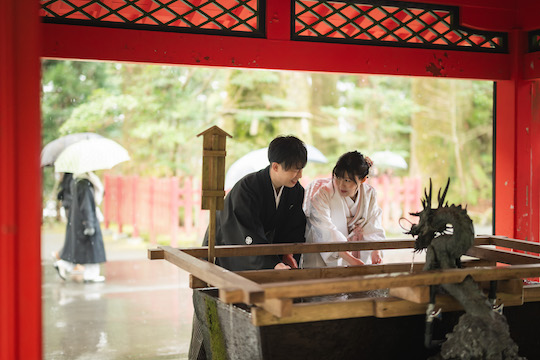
374 292 524 318
179 237 493 258
207 198 216 263
148 248 164 260
260 264 540 299
159 246 265 303
219 288 244 303
489 236 540 254
479 279 524 295
181 240 416 258
389 286 430 303
466 246 540 264
498 279 524 294
202 190 226 197
524 284 540 302
255 298 293 318
390 278 525 304
237 259 494 284
202 150 226 157
189 275 207 289
252 298 375 326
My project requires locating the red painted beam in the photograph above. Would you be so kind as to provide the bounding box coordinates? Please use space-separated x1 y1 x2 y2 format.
41 23 511 80
517 0 540 31
1 0 42 359
495 79 517 238
531 80 540 244
493 29 540 243
523 52 540 81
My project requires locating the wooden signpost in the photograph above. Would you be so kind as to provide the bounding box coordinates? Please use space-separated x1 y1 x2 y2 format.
197 126 232 263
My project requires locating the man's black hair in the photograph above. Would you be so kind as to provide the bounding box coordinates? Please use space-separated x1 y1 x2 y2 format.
268 136 307 171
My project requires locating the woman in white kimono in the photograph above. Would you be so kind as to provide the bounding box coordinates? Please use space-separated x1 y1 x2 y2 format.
302 151 385 268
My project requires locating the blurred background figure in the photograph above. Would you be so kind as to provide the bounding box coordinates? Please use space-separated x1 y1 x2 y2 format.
54 171 106 282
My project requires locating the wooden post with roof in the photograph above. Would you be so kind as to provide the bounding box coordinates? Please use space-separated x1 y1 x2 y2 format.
197 126 232 263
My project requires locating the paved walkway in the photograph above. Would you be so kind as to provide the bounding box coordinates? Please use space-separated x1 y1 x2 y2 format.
42 226 194 360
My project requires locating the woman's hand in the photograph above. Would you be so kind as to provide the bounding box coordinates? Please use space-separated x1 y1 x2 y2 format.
371 250 382 264
340 251 365 266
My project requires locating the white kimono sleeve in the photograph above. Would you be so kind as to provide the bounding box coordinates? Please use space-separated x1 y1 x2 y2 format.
305 184 348 265
358 187 386 242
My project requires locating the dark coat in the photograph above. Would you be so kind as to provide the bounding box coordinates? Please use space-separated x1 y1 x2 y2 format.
203 166 306 271
60 178 106 264
57 173 73 216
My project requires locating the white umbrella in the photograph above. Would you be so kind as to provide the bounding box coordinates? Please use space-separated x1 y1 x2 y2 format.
54 138 130 174
370 150 408 170
225 145 327 190
40 132 104 167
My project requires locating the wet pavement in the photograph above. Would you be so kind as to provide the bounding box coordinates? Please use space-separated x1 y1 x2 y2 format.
42 228 193 359
41 224 490 359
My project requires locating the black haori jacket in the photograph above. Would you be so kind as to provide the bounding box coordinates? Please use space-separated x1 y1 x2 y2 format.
203 166 306 271
60 178 106 264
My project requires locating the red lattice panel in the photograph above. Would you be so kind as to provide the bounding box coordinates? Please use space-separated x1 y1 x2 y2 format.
40 0 260 33
294 0 506 52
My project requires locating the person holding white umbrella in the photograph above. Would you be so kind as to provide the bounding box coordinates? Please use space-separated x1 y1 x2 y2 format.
53 137 130 282
55 171 106 282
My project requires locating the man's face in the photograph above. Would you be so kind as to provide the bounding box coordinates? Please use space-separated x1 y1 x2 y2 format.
272 163 303 188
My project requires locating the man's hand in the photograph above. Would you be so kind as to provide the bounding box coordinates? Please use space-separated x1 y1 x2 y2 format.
83 227 95 236
282 254 298 269
274 262 291 270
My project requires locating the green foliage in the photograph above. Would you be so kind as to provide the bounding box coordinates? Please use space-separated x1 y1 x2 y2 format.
41 61 493 225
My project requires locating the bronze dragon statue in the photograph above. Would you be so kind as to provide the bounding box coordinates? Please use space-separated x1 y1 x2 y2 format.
407 178 474 272
405 179 525 360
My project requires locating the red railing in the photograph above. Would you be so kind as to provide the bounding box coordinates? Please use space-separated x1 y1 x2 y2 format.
369 175 422 233
103 174 421 245
103 175 207 247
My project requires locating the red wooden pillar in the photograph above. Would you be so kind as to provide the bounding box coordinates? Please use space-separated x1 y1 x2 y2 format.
530 80 540 245
0 0 42 359
495 30 521 239
496 29 540 245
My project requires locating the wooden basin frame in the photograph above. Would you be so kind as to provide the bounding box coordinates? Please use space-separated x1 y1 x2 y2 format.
149 235 540 326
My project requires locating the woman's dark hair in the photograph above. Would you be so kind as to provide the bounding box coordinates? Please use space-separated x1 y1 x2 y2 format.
332 151 371 183
268 136 307 170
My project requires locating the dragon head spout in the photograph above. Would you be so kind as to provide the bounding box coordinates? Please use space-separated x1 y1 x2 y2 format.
406 178 450 252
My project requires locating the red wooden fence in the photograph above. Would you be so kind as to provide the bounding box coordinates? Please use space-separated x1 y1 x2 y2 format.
369 175 422 233
103 174 421 245
103 175 207 246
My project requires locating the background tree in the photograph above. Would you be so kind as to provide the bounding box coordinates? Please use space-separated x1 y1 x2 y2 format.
41 60 494 226
410 78 493 213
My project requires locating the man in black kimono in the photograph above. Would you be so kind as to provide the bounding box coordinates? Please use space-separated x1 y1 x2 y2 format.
191 136 308 359
203 135 308 271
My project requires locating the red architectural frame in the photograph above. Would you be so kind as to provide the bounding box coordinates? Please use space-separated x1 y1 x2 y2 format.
3 0 540 359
